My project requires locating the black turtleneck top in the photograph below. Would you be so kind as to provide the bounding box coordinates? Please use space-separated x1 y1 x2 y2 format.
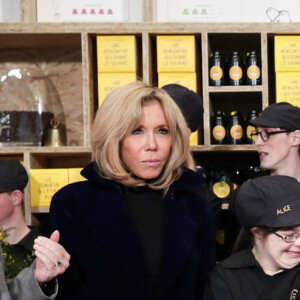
125 186 167 286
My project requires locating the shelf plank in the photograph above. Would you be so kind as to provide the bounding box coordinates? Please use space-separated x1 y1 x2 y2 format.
208 86 263 93
31 207 50 213
190 144 257 152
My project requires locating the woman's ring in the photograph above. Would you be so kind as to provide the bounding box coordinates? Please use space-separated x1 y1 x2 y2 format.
55 260 62 267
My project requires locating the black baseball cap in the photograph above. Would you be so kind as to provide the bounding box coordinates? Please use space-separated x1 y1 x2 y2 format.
0 160 28 193
236 175 300 228
249 102 300 130
162 84 203 132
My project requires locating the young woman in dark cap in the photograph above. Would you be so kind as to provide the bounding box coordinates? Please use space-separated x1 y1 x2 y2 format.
205 175 300 300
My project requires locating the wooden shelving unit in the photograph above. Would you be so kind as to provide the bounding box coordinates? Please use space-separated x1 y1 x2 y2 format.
1 2 300 223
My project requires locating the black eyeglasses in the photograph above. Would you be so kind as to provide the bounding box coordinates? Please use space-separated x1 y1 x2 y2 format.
250 129 291 142
273 232 300 243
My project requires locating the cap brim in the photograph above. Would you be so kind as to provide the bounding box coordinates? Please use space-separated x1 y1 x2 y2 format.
249 117 278 128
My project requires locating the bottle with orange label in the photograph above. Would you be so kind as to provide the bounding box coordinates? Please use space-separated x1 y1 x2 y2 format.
210 169 231 201
245 51 261 85
211 111 227 144
209 51 225 86
228 51 244 86
227 110 244 144
245 109 258 144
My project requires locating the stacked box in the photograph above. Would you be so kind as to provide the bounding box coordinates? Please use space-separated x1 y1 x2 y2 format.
275 36 300 108
97 35 137 106
30 168 86 207
157 35 199 145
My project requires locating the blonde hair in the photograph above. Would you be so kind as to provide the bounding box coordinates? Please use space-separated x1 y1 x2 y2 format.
91 81 194 190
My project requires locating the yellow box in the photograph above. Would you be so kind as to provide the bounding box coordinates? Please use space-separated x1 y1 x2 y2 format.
97 35 137 73
98 73 136 106
189 131 198 146
158 72 197 92
276 72 300 107
275 36 300 72
157 35 196 72
30 169 69 207
68 168 86 184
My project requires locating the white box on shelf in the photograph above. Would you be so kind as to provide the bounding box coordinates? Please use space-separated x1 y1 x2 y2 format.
0 0 20 22
154 0 242 22
37 0 130 22
242 0 300 22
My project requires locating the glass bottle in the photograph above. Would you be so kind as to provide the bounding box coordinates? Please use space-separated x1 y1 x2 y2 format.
228 51 244 86
227 110 244 144
211 111 227 144
245 51 261 85
209 51 225 86
245 109 258 144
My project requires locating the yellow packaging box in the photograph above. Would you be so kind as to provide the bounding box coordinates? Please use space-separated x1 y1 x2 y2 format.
189 131 198 146
30 169 69 207
98 72 136 106
276 72 300 107
157 35 196 73
97 35 137 73
68 168 86 184
158 72 197 92
275 36 300 72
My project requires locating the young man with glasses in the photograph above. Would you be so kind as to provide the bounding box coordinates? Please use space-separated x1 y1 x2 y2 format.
223 102 300 260
249 102 300 181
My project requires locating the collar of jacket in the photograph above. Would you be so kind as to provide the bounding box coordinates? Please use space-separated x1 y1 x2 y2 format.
81 161 204 193
220 247 262 269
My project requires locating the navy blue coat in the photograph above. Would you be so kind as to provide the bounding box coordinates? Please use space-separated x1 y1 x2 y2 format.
49 162 215 300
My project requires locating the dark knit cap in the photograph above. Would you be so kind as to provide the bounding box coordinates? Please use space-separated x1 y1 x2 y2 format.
0 160 28 192
249 102 300 130
162 84 203 132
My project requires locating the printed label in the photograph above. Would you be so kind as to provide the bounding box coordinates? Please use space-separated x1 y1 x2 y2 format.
247 65 260 80
230 124 243 139
210 66 223 81
212 125 226 140
229 66 243 80
213 182 230 198
246 125 255 139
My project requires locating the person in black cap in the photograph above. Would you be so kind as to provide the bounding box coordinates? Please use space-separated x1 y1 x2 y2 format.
205 175 300 300
0 159 40 270
249 102 300 182
162 84 203 133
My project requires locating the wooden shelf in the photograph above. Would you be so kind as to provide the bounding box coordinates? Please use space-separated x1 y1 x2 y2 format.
1 19 299 223
208 86 263 93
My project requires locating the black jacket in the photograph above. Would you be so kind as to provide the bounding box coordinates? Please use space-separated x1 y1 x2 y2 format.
50 162 216 300
205 247 300 300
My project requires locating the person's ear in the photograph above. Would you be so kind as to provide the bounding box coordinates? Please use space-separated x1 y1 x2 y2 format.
10 190 23 206
251 227 264 239
291 130 300 147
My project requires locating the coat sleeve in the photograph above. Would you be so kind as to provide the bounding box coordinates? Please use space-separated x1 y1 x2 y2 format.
204 264 234 300
6 262 58 300
49 186 87 300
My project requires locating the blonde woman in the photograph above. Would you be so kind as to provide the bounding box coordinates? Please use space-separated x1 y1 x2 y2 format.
50 81 215 300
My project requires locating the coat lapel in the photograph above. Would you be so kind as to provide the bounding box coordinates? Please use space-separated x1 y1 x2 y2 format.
83 188 150 293
155 195 199 299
